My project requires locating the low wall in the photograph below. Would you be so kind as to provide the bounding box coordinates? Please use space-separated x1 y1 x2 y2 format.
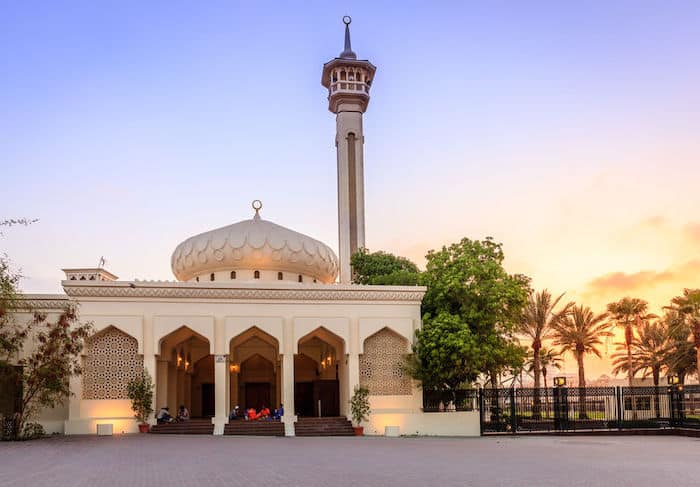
363 411 480 437
65 417 139 435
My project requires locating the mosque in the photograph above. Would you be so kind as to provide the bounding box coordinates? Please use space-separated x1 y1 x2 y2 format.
16 19 478 436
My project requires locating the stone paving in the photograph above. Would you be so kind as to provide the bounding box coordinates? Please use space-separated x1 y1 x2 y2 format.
1 434 699 486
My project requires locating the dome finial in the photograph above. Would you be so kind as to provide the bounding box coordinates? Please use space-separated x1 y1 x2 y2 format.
252 200 263 220
339 16 357 59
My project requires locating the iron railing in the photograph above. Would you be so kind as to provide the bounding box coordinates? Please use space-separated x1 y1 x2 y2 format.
423 385 700 434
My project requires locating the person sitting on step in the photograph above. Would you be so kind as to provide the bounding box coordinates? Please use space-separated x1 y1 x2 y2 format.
177 404 190 422
229 405 241 420
247 407 259 420
156 406 173 424
259 405 271 420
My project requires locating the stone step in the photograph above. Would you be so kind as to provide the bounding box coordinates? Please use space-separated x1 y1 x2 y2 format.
224 421 285 437
294 417 354 436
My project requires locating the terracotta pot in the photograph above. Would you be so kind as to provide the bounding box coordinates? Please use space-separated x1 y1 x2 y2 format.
138 423 150 433
353 426 364 436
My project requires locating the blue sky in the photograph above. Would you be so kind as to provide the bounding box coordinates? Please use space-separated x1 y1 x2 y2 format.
2 1 699 336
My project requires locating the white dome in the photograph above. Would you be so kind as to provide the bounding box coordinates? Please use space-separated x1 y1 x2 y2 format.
171 205 338 284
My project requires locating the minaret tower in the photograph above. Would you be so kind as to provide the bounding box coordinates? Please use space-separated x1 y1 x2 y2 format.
322 16 376 284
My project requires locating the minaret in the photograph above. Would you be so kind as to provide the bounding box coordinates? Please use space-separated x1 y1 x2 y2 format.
322 16 376 284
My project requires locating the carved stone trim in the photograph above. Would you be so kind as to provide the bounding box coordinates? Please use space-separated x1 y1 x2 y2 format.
62 282 425 302
16 294 71 310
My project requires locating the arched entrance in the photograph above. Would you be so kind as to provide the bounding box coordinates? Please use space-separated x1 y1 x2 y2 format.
229 327 280 413
295 328 345 417
157 326 213 418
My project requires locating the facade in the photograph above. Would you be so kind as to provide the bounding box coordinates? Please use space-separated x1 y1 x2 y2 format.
8 19 480 437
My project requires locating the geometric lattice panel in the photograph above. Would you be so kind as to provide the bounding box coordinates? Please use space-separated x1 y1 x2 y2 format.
82 327 143 400
359 328 411 395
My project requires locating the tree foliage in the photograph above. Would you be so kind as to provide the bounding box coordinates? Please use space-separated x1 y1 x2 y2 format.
127 370 154 424
350 248 421 285
410 237 530 390
0 256 92 440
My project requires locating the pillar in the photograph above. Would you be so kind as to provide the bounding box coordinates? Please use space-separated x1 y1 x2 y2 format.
281 318 297 436
142 315 157 425
346 318 360 420
211 317 228 435
63 373 83 434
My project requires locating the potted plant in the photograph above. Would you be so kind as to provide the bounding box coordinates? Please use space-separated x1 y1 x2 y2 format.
127 370 154 433
350 385 371 436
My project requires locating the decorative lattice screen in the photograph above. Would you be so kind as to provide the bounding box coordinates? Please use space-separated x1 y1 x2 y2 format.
82 327 143 399
359 328 411 395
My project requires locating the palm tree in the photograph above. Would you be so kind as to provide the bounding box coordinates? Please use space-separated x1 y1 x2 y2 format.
666 289 700 381
606 298 656 389
552 305 610 418
519 290 569 418
663 310 697 383
539 347 563 390
611 320 671 418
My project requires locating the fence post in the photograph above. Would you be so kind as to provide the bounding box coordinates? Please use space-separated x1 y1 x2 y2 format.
478 388 484 436
616 387 623 430
509 387 517 434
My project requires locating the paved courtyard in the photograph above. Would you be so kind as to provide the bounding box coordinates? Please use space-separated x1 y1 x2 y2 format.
1 434 699 486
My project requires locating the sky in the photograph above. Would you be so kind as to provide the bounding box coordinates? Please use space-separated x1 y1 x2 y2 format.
2 1 699 379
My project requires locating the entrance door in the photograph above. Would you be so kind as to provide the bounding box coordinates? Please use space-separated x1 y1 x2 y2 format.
245 382 271 410
201 383 215 417
295 382 314 417
314 379 340 417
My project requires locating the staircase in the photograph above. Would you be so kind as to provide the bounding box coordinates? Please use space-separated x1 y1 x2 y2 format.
224 420 285 436
150 419 214 435
294 417 355 436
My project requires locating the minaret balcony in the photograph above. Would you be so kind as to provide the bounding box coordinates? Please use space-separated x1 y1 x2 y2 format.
329 80 370 95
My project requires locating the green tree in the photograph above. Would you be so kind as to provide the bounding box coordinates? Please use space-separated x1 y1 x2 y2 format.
666 289 700 381
518 289 569 417
606 298 656 389
551 305 610 418
412 237 530 389
350 248 420 285
0 255 92 440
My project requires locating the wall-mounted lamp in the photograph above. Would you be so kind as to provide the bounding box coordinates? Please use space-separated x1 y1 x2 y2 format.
554 376 567 387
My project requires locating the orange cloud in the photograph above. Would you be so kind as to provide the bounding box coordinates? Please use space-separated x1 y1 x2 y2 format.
683 222 700 243
586 269 674 294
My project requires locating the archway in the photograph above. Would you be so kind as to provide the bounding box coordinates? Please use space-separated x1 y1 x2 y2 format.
229 327 280 413
295 328 345 417
157 326 212 418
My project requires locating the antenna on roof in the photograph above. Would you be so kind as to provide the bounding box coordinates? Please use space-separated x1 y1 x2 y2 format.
98 256 106 269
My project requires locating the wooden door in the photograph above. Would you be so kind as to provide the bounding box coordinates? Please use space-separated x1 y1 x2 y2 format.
201 383 215 417
245 382 271 410
314 379 340 417
294 382 314 417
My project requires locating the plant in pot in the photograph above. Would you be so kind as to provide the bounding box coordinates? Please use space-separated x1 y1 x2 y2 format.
127 370 154 433
350 385 371 436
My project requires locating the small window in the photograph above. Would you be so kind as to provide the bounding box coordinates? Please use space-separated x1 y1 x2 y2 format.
70 276 77 280
298 275 303 283
277 272 283 280
80 276 86 280
210 273 215 281
89 275 96 280
230 271 236 280
313 279 317 283
196 276 200 282
254 270 260 279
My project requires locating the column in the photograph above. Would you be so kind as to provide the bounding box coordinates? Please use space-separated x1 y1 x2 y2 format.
64 373 83 434
211 316 228 435
142 315 157 425
281 318 297 436
346 318 360 420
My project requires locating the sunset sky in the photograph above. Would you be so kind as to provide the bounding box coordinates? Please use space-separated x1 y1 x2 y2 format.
2 2 699 379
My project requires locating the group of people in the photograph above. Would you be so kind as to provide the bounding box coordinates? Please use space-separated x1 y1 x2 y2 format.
156 405 190 424
229 404 284 421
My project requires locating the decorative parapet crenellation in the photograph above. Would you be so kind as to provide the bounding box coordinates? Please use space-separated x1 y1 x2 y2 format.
61 281 426 303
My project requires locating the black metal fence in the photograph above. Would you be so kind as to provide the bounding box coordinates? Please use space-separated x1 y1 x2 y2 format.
423 385 700 434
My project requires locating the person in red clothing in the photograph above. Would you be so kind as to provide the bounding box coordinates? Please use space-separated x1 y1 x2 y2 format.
259 405 271 419
247 407 258 420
